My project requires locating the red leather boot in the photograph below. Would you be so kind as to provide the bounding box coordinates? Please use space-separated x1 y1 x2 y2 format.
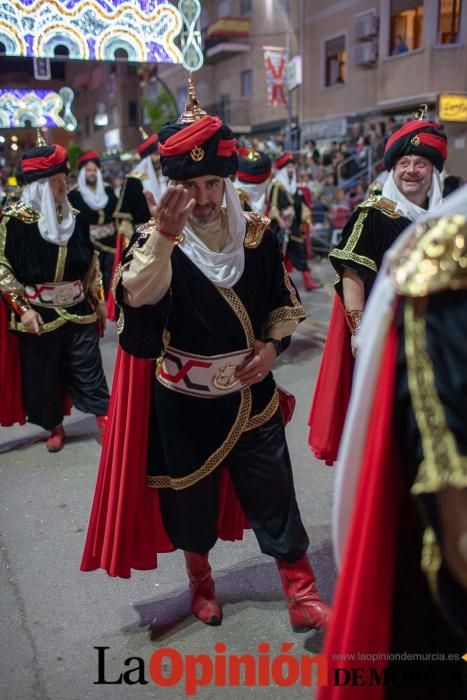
276 555 330 632
96 415 107 440
46 424 65 453
184 552 222 626
302 270 323 291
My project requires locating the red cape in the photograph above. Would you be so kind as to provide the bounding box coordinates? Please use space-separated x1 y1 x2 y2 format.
318 323 403 699
308 295 354 465
81 348 251 578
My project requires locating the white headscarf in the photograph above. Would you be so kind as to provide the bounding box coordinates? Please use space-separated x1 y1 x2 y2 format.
179 178 246 288
21 179 75 246
234 178 268 214
274 166 297 196
77 166 108 210
332 184 467 568
382 167 444 222
130 156 168 204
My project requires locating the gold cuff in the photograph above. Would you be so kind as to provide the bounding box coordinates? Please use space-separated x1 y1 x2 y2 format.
344 309 363 335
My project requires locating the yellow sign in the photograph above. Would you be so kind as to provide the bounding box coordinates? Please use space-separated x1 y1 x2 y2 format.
439 93 467 122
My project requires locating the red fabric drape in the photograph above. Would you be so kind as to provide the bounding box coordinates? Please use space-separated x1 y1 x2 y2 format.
308 295 354 465
81 348 250 578
318 323 403 699
0 299 26 426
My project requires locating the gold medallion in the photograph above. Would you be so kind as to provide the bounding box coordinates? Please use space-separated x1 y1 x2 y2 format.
213 363 241 391
410 134 421 146
190 145 204 161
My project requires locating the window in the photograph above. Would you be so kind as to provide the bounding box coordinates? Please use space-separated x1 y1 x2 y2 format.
241 0 252 13
437 0 462 44
390 1 424 55
241 69 252 97
220 94 231 122
324 36 346 87
177 85 188 112
218 0 230 17
128 100 138 126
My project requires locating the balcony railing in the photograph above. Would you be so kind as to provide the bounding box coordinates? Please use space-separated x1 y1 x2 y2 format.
202 17 250 64
204 99 251 130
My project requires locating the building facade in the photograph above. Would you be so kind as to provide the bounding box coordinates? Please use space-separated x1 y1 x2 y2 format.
158 0 467 177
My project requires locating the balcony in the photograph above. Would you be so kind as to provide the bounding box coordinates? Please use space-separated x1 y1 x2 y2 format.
203 17 250 65
204 99 251 133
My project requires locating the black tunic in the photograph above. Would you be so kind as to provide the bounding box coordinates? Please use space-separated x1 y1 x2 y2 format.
68 185 118 253
3 213 96 330
267 182 311 272
113 176 151 229
0 208 109 428
329 200 411 301
115 227 306 490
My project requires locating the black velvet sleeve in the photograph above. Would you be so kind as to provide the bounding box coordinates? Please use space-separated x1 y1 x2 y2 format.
330 208 411 301
329 207 378 300
115 234 170 359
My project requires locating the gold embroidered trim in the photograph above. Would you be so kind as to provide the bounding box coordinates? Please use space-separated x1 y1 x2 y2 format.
329 209 378 273
405 297 467 495
11 308 96 333
244 391 279 432
266 305 306 328
390 216 467 297
282 262 303 309
54 245 67 283
56 309 97 324
420 525 442 597
358 194 400 219
11 316 67 333
2 201 41 223
0 216 10 268
217 287 255 346
146 387 252 490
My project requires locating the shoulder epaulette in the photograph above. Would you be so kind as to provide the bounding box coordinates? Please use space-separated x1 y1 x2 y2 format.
2 201 40 224
358 194 400 219
390 214 467 297
243 211 270 249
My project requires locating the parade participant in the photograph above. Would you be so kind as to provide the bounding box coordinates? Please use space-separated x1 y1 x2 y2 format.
113 127 165 244
0 134 109 451
68 151 118 295
81 78 330 633
319 185 467 700
267 153 322 291
235 147 271 213
308 110 447 465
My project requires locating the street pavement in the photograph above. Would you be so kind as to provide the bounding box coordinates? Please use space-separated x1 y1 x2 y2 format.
0 259 336 700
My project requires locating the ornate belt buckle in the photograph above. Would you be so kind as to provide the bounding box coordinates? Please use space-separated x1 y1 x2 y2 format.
213 362 241 391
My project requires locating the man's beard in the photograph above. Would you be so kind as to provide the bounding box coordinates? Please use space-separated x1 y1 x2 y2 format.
189 205 221 226
86 178 97 187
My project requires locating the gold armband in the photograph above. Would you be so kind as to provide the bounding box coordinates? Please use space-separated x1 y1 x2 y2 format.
344 309 363 335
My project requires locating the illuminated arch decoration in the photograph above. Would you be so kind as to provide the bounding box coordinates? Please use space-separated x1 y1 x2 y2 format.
0 88 78 131
0 1 183 63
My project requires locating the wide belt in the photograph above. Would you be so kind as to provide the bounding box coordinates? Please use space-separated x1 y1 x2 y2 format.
90 222 115 240
24 280 85 307
156 346 252 398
